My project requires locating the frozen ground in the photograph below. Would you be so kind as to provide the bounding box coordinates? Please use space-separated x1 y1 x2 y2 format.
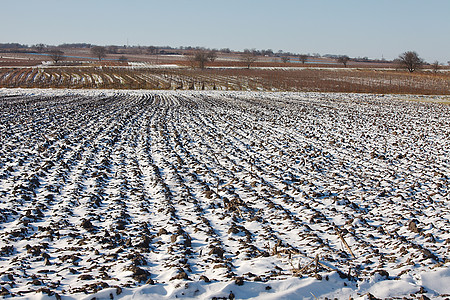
0 89 449 300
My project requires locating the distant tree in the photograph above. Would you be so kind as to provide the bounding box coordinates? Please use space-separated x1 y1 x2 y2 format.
207 50 217 62
49 49 64 64
337 55 350 67
34 44 47 53
107 46 119 54
59 43 91 49
188 49 215 69
0 43 28 49
281 55 290 63
240 49 258 69
262 49 274 56
147 46 158 55
398 51 423 73
298 54 308 64
91 46 107 61
431 60 440 73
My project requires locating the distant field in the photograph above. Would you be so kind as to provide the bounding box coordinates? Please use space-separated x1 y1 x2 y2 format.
2 48 449 94
1 66 449 94
0 49 392 68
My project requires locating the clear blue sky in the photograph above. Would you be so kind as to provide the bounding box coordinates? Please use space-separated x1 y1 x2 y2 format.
2 0 449 62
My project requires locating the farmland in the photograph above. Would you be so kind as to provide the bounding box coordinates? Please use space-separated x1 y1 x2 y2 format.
1 66 450 95
1 47 449 95
0 89 449 299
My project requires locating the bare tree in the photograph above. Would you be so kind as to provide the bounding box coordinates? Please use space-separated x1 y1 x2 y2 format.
281 55 290 63
107 46 118 54
431 60 440 74
207 50 217 63
337 55 350 67
240 49 258 69
262 49 274 56
147 46 158 55
398 51 423 73
34 44 47 53
188 49 215 69
49 49 64 64
298 54 308 64
91 46 107 61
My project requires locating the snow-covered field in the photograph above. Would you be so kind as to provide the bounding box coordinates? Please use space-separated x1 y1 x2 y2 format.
0 89 449 300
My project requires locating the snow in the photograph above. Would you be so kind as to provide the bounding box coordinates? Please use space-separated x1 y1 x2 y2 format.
128 62 181 69
0 89 448 299
365 279 419 298
421 268 450 295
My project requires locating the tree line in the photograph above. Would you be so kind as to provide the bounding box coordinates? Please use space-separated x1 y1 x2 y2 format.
1 43 444 72
46 47 439 73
